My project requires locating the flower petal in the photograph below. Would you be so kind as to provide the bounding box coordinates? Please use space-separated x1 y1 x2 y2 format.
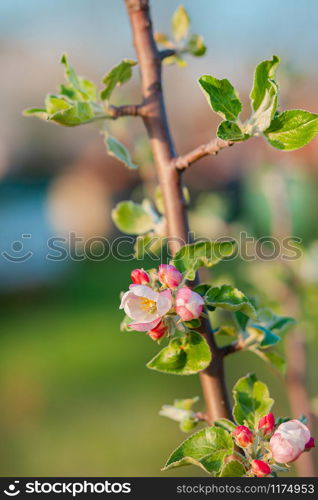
157 289 172 316
129 318 161 332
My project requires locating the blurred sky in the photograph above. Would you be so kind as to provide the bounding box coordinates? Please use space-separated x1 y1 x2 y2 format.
1 0 318 73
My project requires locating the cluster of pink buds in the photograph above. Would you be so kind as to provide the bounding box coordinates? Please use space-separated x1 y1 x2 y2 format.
232 413 315 477
120 264 204 341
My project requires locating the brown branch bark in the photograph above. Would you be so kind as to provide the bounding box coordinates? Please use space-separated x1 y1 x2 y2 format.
125 0 232 423
109 104 145 118
172 138 233 170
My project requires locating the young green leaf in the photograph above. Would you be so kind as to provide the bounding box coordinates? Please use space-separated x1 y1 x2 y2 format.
180 417 199 432
173 241 236 280
217 121 250 142
214 418 237 433
163 55 187 67
205 285 257 320
232 373 274 429
198 75 242 121
159 405 192 423
111 201 154 235
100 59 137 101
105 135 138 170
250 55 280 113
187 34 206 57
47 96 94 126
183 318 201 329
171 5 190 42
220 460 246 477
23 108 49 120
248 325 281 348
234 311 249 332
269 315 295 333
174 396 199 411
60 53 97 102
264 110 318 150
147 331 211 375
163 426 233 474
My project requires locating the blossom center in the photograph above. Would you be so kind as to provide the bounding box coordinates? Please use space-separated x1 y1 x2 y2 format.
140 297 157 314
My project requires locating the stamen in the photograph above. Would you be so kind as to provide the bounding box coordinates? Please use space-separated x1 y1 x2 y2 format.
140 297 157 314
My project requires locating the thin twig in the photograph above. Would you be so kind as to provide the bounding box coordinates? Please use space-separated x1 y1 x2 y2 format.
109 104 145 118
125 0 233 424
172 138 234 170
221 340 245 357
159 49 176 60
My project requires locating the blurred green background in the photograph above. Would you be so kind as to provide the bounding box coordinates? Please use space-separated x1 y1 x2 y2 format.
0 0 318 476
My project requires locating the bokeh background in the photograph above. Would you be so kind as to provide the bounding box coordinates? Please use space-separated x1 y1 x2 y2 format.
1 0 318 476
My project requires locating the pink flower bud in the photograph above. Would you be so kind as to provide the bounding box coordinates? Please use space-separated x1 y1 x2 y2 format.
233 425 253 447
258 413 275 436
131 268 150 285
148 320 167 341
251 460 271 477
305 437 315 450
158 264 182 288
175 286 204 321
270 419 312 463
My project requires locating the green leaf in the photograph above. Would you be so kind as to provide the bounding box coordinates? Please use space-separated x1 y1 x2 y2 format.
147 331 211 375
180 417 199 432
269 315 295 333
198 75 242 121
111 201 154 235
163 426 233 474
220 460 246 477
264 110 318 150
252 348 286 374
45 94 70 115
205 285 257 320
173 241 236 280
23 108 49 120
174 396 199 411
45 95 94 126
100 59 137 101
60 53 97 102
233 373 274 429
250 55 279 112
163 55 187 67
214 418 237 433
248 325 281 348
234 311 249 331
159 405 192 423
193 284 211 297
248 55 280 133
183 318 201 329
217 121 250 141
187 34 206 56
105 135 137 169
171 5 190 42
